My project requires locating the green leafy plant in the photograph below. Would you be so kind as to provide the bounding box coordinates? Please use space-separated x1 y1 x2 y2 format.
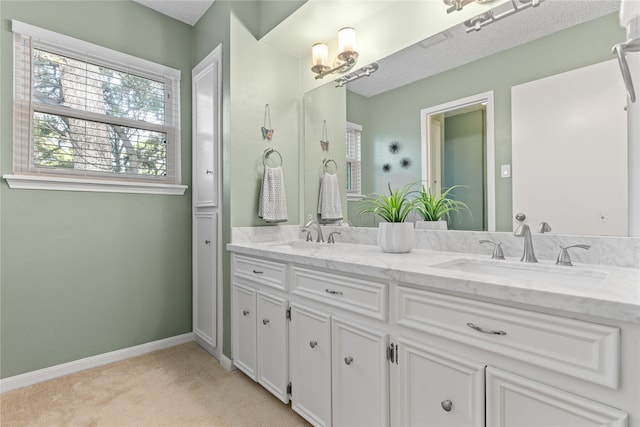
414 185 471 222
359 183 416 223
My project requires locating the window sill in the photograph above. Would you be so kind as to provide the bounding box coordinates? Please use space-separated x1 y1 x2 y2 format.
347 194 365 201
3 174 187 195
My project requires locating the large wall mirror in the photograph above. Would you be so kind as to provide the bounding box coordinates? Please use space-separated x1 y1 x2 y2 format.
302 0 631 236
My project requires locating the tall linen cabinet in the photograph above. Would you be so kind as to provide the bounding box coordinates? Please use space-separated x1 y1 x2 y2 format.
192 46 222 356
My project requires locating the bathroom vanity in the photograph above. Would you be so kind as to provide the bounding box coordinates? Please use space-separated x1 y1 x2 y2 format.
227 231 639 427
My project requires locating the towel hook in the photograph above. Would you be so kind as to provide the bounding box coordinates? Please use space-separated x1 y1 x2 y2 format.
323 158 338 174
263 148 282 167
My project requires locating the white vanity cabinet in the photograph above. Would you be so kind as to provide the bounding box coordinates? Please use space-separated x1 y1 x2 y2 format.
231 255 289 403
228 249 636 427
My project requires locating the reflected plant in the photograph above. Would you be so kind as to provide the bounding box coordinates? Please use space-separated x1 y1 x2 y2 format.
359 182 416 223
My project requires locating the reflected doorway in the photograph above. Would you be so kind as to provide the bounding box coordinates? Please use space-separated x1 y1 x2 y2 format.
420 91 495 231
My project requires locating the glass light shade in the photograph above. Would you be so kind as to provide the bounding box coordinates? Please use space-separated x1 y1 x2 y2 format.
312 43 329 66
338 27 356 53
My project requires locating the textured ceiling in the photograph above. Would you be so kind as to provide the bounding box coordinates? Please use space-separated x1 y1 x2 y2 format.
132 0 214 26
347 0 620 97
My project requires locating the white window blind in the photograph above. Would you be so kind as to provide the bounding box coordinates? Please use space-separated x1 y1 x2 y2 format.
11 21 182 188
346 121 362 196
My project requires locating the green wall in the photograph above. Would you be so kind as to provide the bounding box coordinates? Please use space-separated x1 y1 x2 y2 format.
351 12 624 231
0 1 194 378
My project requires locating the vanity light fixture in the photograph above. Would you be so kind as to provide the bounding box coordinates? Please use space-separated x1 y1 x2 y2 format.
334 63 379 87
311 27 359 80
463 0 544 32
444 0 496 14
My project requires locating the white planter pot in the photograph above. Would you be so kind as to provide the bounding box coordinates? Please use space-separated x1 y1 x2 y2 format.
377 222 415 253
415 220 448 230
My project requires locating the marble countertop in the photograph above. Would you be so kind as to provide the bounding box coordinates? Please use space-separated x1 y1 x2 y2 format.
227 240 640 324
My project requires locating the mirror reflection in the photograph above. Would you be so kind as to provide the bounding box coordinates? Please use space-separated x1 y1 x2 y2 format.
303 0 628 236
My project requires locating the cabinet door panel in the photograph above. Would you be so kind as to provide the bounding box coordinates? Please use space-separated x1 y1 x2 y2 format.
290 304 332 427
332 318 389 426
193 213 216 348
486 367 628 427
395 337 484 427
232 284 256 380
257 291 289 403
192 58 218 207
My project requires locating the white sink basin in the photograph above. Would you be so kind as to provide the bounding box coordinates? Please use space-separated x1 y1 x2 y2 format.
434 258 606 287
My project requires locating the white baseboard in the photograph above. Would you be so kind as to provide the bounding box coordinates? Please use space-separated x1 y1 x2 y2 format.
192 335 235 371
219 354 236 371
0 333 194 393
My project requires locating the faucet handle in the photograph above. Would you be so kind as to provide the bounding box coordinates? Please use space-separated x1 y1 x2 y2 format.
301 228 313 242
327 231 342 244
479 239 505 260
556 244 591 266
538 222 552 233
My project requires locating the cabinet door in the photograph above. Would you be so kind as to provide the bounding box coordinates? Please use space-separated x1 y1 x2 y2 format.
394 337 484 427
289 304 332 427
193 213 216 349
486 367 628 427
192 52 218 207
257 291 289 403
232 284 257 380
332 318 389 426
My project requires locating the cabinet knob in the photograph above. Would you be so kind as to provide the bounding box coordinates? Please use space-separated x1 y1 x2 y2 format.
205 240 211 245
263 319 270 325
344 356 354 365
309 340 318 348
205 169 213 174
242 310 249 316
441 400 453 412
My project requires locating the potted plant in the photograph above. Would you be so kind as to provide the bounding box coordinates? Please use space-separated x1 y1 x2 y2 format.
359 183 416 253
413 185 470 230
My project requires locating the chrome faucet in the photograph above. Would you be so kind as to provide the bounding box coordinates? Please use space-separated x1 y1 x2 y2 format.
514 213 538 263
304 219 324 243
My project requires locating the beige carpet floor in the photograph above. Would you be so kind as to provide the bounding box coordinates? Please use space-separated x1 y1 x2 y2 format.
0 342 309 426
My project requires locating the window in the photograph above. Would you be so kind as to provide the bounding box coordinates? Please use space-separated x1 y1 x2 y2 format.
346 121 362 199
8 21 185 195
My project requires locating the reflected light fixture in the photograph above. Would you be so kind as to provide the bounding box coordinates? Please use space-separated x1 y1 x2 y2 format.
311 27 359 80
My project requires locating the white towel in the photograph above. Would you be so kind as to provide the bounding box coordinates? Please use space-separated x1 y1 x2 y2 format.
317 172 343 221
258 166 288 223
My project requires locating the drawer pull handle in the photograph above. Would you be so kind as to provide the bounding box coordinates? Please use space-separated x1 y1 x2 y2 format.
242 310 250 316
466 322 507 335
205 240 211 245
309 340 318 348
205 169 213 174
344 356 354 365
441 400 453 412
325 289 344 295
263 319 270 325
252 270 264 274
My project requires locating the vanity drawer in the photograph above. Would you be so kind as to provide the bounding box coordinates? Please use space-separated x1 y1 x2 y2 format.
396 286 620 388
233 255 287 290
291 266 388 321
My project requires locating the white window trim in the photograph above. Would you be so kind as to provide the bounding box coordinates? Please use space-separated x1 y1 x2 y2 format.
7 20 186 196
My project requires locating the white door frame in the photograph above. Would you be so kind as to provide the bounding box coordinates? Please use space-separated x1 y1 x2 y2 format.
420 91 495 231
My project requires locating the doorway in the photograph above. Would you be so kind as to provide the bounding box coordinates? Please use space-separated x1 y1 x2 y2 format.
420 91 495 231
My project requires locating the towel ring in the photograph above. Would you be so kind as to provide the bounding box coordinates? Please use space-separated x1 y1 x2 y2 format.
263 148 282 167
323 158 338 174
